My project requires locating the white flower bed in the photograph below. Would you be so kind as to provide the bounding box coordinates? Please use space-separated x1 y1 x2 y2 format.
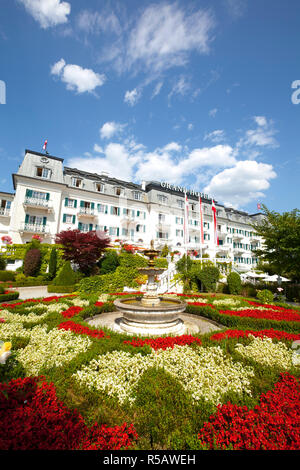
235 335 295 369
0 322 31 341
73 345 255 405
16 325 91 375
212 299 242 307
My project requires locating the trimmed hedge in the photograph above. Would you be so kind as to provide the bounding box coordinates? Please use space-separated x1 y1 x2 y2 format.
227 272 242 295
0 271 16 282
0 292 20 302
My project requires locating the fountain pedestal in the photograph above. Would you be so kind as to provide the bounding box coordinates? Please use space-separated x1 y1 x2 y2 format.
114 241 187 336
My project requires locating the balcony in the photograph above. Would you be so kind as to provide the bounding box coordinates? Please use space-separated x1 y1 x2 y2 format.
23 197 53 212
20 223 50 235
0 208 11 217
232 233 244 241
78 208 97 219
217 244 231 253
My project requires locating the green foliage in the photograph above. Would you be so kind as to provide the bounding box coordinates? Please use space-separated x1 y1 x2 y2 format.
0 255 7 271
118 252 148 269
176 255 193 275
133 367 212 450
160 244 169 258
23 248 42 277
257 289 274 304
52 261 77 286
99 250 120 275
196 265 220 292
0 285 4 294
0 292 19 302
78 265 140 295
253 205 300 282
227 272 242 295
48 247 58 280
0 271 15 281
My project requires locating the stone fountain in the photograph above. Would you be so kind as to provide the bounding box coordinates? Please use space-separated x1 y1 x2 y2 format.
114 240 187 336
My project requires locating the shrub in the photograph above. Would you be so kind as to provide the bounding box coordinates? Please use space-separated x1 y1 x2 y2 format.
0 256 7 271
0 292 19 302
48 247 58 280
99 250 120 275
197 266 220 292
227 272 242 295
23 248 42 277
0 285 4 294
52 261 77 286
257 289 274 304
0 271 15 282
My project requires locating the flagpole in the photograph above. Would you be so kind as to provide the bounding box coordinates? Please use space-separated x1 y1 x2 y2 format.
199 196 203 266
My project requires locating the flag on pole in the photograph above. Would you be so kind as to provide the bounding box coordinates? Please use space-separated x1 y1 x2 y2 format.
257 203 261 210
199 196 204 244
183 192 189 248
212 199 219 246
42 139 48 152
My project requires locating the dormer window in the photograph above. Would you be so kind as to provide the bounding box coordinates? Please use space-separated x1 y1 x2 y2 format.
133 191 142 201
71 177 82 188
96 183 104 192
115 187 125 196
36 167 51 179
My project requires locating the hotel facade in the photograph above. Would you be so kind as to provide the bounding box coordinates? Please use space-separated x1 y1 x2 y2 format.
0 149 264 272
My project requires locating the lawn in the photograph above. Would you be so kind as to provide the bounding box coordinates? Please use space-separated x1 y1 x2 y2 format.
0 291 299 450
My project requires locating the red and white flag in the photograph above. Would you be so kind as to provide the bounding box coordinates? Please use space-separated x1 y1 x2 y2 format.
257 203 261 211
212 199 219 246
199 196 204 244
42 139 48 151
183 192 189 247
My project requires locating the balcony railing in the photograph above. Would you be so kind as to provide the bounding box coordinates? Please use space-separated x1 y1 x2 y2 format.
21 223 50 234
0 208 10 217
78 208 96 218
23 197 53 211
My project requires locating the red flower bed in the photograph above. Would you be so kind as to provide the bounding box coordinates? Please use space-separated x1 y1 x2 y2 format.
198 373 300 450
188 301 215 308
0 376 138 450
61 306 83 318
95 301 104 307
247 300 291 310
219 308 300 322
124 335 202 350
58 321 108 339
0 294 76 310
211 329 300 342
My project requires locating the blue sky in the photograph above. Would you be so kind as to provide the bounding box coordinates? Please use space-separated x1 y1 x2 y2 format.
0 0 300 213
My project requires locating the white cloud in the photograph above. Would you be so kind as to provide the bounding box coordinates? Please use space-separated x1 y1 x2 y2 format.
188 123 194 131
93 144 104 153
253 115 267 127
151 81 163 99
163 142 182 152
225 0 247 19
204 160 277 208
124 88 141 106
209 108 218 118
19 0 71 29
204 130 226 143
101 3 215 74
76 9 121 35
168 76 190 101
50 58 106 94
100 122 125 140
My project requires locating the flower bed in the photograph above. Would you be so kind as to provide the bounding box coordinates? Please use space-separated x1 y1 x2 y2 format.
0 376 138 450
61 306 84 318
211 329 300 342
58 321 108 339
124 335 202 350
198 373 300 450
219 308 300 322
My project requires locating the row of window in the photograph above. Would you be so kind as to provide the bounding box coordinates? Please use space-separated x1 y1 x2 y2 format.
77 223 146 236
64 198 146 218
227 227 258 238
234 257 258 264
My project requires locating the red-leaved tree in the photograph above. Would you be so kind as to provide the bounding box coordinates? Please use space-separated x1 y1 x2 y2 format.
55 229 111 275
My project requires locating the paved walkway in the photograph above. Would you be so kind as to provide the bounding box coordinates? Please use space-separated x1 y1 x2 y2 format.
10 286 67 300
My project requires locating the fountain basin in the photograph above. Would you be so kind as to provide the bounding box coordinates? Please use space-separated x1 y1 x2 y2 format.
114 297 187 336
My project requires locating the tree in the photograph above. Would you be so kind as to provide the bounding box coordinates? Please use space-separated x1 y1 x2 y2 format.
48 247 58 280
52 261 77 286
23 248 42 277
252 205 300 282
99 249 120 274
227 272 242 295
55 229 111 275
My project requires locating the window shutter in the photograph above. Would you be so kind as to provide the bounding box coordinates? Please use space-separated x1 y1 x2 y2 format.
63 214 66 223
104 226 107 232
123 208 127 214
46 193 50 201
110 206 114 215
117 227 119 236
74 200 77 208
143 225 146 232
72 215 75 224
105 205 108 214
25 214 29 224
65 198 68 207
43 217 47 226
97 204 101 212
89 224 93 231
26 189 33 198
91 202 95 210
80 201 84 208
137 210 140 217
78 222 82 231
131 210 135 217
117 207 120 216
144 212 146 219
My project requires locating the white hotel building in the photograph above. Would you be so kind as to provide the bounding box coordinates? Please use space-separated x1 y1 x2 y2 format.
0 149 264 272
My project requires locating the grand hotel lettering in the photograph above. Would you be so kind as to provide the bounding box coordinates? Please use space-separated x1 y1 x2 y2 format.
160 182 211 201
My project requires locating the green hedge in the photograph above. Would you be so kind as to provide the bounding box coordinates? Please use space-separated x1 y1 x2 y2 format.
0 292 20 302
0 271 16 281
